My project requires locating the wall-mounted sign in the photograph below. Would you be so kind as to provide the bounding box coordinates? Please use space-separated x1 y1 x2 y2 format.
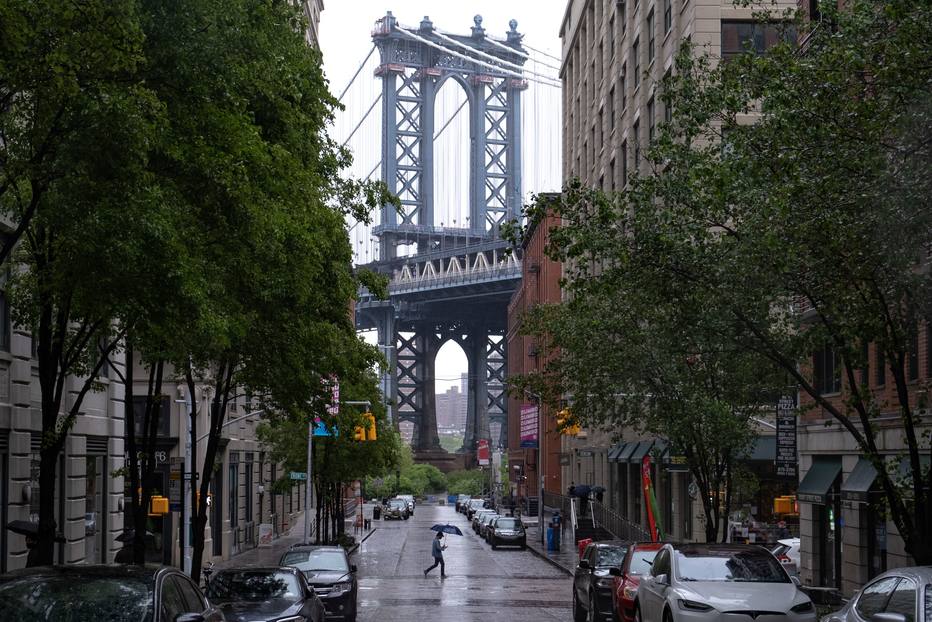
519 403 539 448
775 395 798 479
477 439 491 466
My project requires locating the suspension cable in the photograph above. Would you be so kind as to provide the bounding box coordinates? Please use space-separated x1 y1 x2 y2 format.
337 44 377 103
394 27 561 89
474 34 562 73
341 92 382 148
522 42 563 63
421 29 560 84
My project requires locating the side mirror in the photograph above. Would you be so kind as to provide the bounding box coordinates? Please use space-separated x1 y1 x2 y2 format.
578 559 591 570
655 573 669 586
791 576 800 587
609 567 622 577
350 564 357 573
872 614 907 622
175 615 206 622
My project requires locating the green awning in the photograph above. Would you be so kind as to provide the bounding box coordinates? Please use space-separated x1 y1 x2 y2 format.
627 440 655 463
748 436 776 461
841 458 877 503
616 442 638 463
608 442 627 462
798 457 842 504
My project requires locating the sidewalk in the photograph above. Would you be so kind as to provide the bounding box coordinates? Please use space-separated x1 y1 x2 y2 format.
522 507 578 575
212 519 306 570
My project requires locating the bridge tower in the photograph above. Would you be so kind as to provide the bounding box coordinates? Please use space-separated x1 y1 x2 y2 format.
357 12 527 468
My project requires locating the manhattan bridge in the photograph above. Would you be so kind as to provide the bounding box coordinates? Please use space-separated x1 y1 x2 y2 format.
334 11 561 468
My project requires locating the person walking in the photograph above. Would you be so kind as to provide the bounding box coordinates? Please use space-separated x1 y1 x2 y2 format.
424 531 447 578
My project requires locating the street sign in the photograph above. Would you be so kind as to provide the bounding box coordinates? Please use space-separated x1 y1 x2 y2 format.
312 418 333 436
477 439 490 466
290 471 308 480
775 395 798 479
168 457 183 512
519 403 539 448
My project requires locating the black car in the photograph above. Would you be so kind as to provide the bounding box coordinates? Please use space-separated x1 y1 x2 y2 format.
487 516 527 549
280 545 358 621
573 540 630 622
0 564 224 622
206 566 325 622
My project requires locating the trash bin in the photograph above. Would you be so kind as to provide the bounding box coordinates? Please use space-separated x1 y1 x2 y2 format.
373 505 381 520
546 525 560 551
447 494 457 505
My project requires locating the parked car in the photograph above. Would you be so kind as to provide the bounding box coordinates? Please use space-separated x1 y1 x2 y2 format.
822 566 932 622
455 494 471 512
635 543 815 622
466 498 489 520
382 498 410 520
477 513 500 539
487 516 526 549
280 545 358 621
610 541 663 622
206 566 325 622
0 564 224 621
396 494 415 515
771 537 801 578
573 540 630 622
472 509 496 533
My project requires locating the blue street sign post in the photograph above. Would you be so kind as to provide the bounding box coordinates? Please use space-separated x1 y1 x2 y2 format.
290 472 308 481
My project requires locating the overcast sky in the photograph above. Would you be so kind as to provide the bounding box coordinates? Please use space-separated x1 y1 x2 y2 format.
319 2 565 392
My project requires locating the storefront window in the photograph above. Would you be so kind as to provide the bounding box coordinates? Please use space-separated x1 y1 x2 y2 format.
244 456 254 524
211 472 223 556
85 456 105 563
819 496 842 588
867 492 888 579
229 455 239 529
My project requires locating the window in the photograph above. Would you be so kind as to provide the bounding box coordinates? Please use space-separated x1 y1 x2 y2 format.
886 578 917 622
855 578 901 620
609 158 616 191
664 0 673 33
647 10 656 63
0 289 9 351
270 463 277 515
598 107 604 149
175 575 208 612
619 0 627 33
633 121 641 168
909 330 919 381
609 15 616 57
620 140 628 185
663 69 673 123
609 86 616 126
648 97 656 143
132 396 171 438
860 341 870 387
98 336 110 379
244 457 254 523
813 344 841 394
721 21 795 60
928 324 932 378
621 62 628 110
229 454 239 529
876 348 886 386
633 37 640 88
160 576 189 621
652 548 671 577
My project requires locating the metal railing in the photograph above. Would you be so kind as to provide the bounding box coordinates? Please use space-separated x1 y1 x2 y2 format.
589 500 651 542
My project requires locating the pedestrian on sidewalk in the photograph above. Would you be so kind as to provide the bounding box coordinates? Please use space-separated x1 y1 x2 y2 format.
423 532 447 578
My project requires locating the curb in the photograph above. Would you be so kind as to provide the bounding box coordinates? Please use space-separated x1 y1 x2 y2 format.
348 528 377 555
525 541 574 576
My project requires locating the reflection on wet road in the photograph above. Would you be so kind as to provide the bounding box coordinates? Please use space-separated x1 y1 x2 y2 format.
352 504 573 621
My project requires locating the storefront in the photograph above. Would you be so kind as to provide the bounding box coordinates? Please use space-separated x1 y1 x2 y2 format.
798 456 842 589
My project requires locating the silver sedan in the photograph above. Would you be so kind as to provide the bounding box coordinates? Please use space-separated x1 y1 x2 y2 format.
635 543 816 622
822 566 932 622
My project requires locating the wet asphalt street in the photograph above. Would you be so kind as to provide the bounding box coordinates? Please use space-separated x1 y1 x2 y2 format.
352 503 573 621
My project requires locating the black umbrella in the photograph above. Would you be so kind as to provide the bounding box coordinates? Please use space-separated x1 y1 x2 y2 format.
115 529 156 543
573 484 591 497
430 524 463 536
591 486 606 493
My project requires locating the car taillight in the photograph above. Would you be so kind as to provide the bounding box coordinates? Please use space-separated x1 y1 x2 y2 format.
777 554 791 563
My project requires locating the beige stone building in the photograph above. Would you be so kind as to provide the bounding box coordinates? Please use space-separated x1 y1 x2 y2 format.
558 0 795 543
302 0 325 48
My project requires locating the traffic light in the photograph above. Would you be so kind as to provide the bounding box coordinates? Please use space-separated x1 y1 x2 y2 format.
364 412 377 441
353 425 366 441
557 408 580 436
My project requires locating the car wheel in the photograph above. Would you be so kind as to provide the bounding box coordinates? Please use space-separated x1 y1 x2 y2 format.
573 591 587 622
491 538 497 550
403 513 409 520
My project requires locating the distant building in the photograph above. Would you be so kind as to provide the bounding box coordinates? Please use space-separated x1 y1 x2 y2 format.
435 384 467 433
301 0 325 48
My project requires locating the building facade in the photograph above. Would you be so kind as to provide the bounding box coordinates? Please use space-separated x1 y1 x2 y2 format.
506 210 564 506
558 0 794 543
301 0 325 48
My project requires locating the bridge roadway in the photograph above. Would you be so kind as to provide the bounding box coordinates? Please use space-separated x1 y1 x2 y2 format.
355 504 572 621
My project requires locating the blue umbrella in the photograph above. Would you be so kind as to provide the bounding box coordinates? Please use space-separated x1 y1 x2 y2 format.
430 524 463 536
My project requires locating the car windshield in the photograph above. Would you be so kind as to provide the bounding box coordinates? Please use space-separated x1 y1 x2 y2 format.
675 549 790 583
0 575 153 622
597 546 628 568
281 549 349 573
207 571 301 602
389 500 406 509
496 519 521 529
629 550 658 576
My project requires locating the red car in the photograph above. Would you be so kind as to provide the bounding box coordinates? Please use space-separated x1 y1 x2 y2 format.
610 542 663 622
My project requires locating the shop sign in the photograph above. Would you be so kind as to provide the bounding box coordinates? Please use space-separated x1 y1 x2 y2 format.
665 454 690 472
578 449 594 457
519 404 539 448
559 453 571 466
775 395 798 479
